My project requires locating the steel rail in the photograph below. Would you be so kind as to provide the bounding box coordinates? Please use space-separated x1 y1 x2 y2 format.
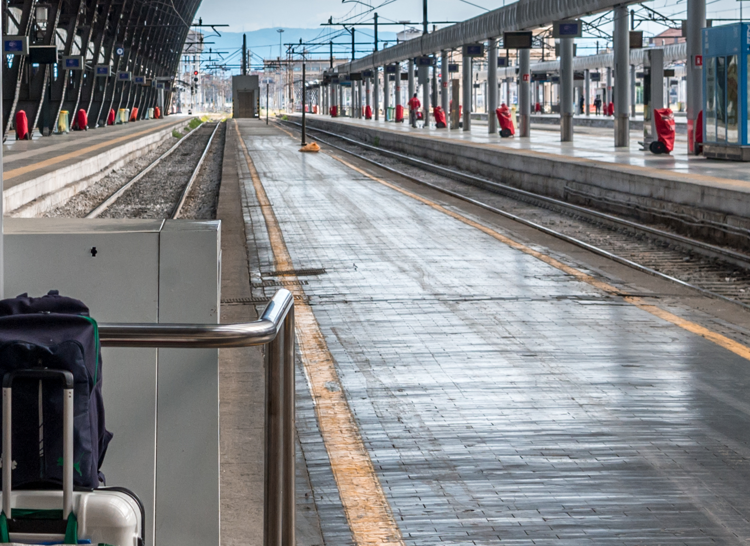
99 288 296 546
280 121 750 311
285 120 750 269
171 121 221 219
85 121 204 219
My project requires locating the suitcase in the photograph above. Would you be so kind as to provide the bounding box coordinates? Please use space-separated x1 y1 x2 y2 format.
0 369 144 546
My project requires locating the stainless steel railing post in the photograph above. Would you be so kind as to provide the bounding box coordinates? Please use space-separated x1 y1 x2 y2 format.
282 308 296 546
264 325 284 546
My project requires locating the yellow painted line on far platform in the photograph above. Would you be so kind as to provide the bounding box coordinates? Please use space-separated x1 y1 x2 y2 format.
330 153 750 364
234 121 404 546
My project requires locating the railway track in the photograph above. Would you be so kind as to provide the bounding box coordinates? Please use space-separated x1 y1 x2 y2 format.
86 121 221 219
280 120 750 309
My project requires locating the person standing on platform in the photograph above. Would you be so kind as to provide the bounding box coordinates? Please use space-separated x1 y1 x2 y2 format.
408 93 421 128
594 96 602 115
579 95 585 115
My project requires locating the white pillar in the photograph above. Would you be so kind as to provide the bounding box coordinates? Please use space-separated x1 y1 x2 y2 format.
374 69 380 120
383 66 390 120
488 38 498 133
440 51 449 126
687 0 705 153
614 4 630 147
395 64 402 121
560 37 574 142
584 69 590 117
519 48 530 137
462 53 471 131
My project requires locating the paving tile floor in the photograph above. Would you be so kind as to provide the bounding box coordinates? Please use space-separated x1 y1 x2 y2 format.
238 119 750 545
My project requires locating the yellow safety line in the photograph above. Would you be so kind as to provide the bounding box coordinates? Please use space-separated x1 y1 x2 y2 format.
329 153 750 363
233 121 404 546
3 119 184 181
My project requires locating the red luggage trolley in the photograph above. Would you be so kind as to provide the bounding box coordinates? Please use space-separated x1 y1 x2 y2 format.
649 108 676 155
496 104 515 137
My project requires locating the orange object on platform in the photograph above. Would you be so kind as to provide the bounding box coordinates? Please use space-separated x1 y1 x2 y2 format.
14 110 29 140
107 108 116 125
395 104 404 122
154 107 161 119
75 109 88 131
129 108 139 122
299 142 321 153
365 105 373 119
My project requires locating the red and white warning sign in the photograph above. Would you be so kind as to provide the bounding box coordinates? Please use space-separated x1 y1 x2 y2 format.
694 54 703 68
522 73 530 82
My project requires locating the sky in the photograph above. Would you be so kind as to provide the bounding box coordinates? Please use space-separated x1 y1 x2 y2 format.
194 0 747 66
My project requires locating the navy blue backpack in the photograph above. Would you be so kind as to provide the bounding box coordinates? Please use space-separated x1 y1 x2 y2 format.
0 291 112 490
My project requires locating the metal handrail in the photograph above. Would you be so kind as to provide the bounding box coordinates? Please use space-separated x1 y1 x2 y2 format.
99 289 294 348
97 288 296 546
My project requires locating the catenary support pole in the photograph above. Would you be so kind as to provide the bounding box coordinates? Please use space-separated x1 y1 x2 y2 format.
441 50 449 125
584 69 590 116
519 48 531 137
338 83 344 117
462 53 471 131
301 63 306 145
687 0 705 153
606 67 612 108
614 4 630 147
488 37 498 134
357 80 363 118
374 69 380 120
560 37 574 142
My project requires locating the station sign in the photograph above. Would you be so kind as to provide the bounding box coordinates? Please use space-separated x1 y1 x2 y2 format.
341 74 351 81
62 56 84 70
417 56 434 66
463 44 484 57
350 73 362 81
95 64 111 77
498 57 509 67
531 73 548 82
551 75 560 83
448 63 459 73
117 71 132 81
503 31 533 49
134 75 146 85
155 82 165 89
385 64 397 74
553 20 582 39
331 77 340 84
362 70 373 78
29 45 57 64
400 72 409 80
663 69 676 77
3 36 29 55
115 46 125 56
589 72 601 82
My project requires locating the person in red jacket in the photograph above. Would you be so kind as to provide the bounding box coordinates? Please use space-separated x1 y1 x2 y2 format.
408 93 421 127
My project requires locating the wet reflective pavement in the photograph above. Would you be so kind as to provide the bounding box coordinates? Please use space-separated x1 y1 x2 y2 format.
237 120 750 545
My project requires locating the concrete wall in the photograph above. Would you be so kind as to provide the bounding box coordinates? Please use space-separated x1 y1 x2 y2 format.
232 76 260 118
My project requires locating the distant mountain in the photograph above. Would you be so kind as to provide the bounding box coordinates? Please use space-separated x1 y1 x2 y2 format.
197 28 398 72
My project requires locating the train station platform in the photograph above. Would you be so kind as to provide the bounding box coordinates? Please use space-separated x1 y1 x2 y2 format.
299 114 750 245
2 116 186 215
232 117 750 544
